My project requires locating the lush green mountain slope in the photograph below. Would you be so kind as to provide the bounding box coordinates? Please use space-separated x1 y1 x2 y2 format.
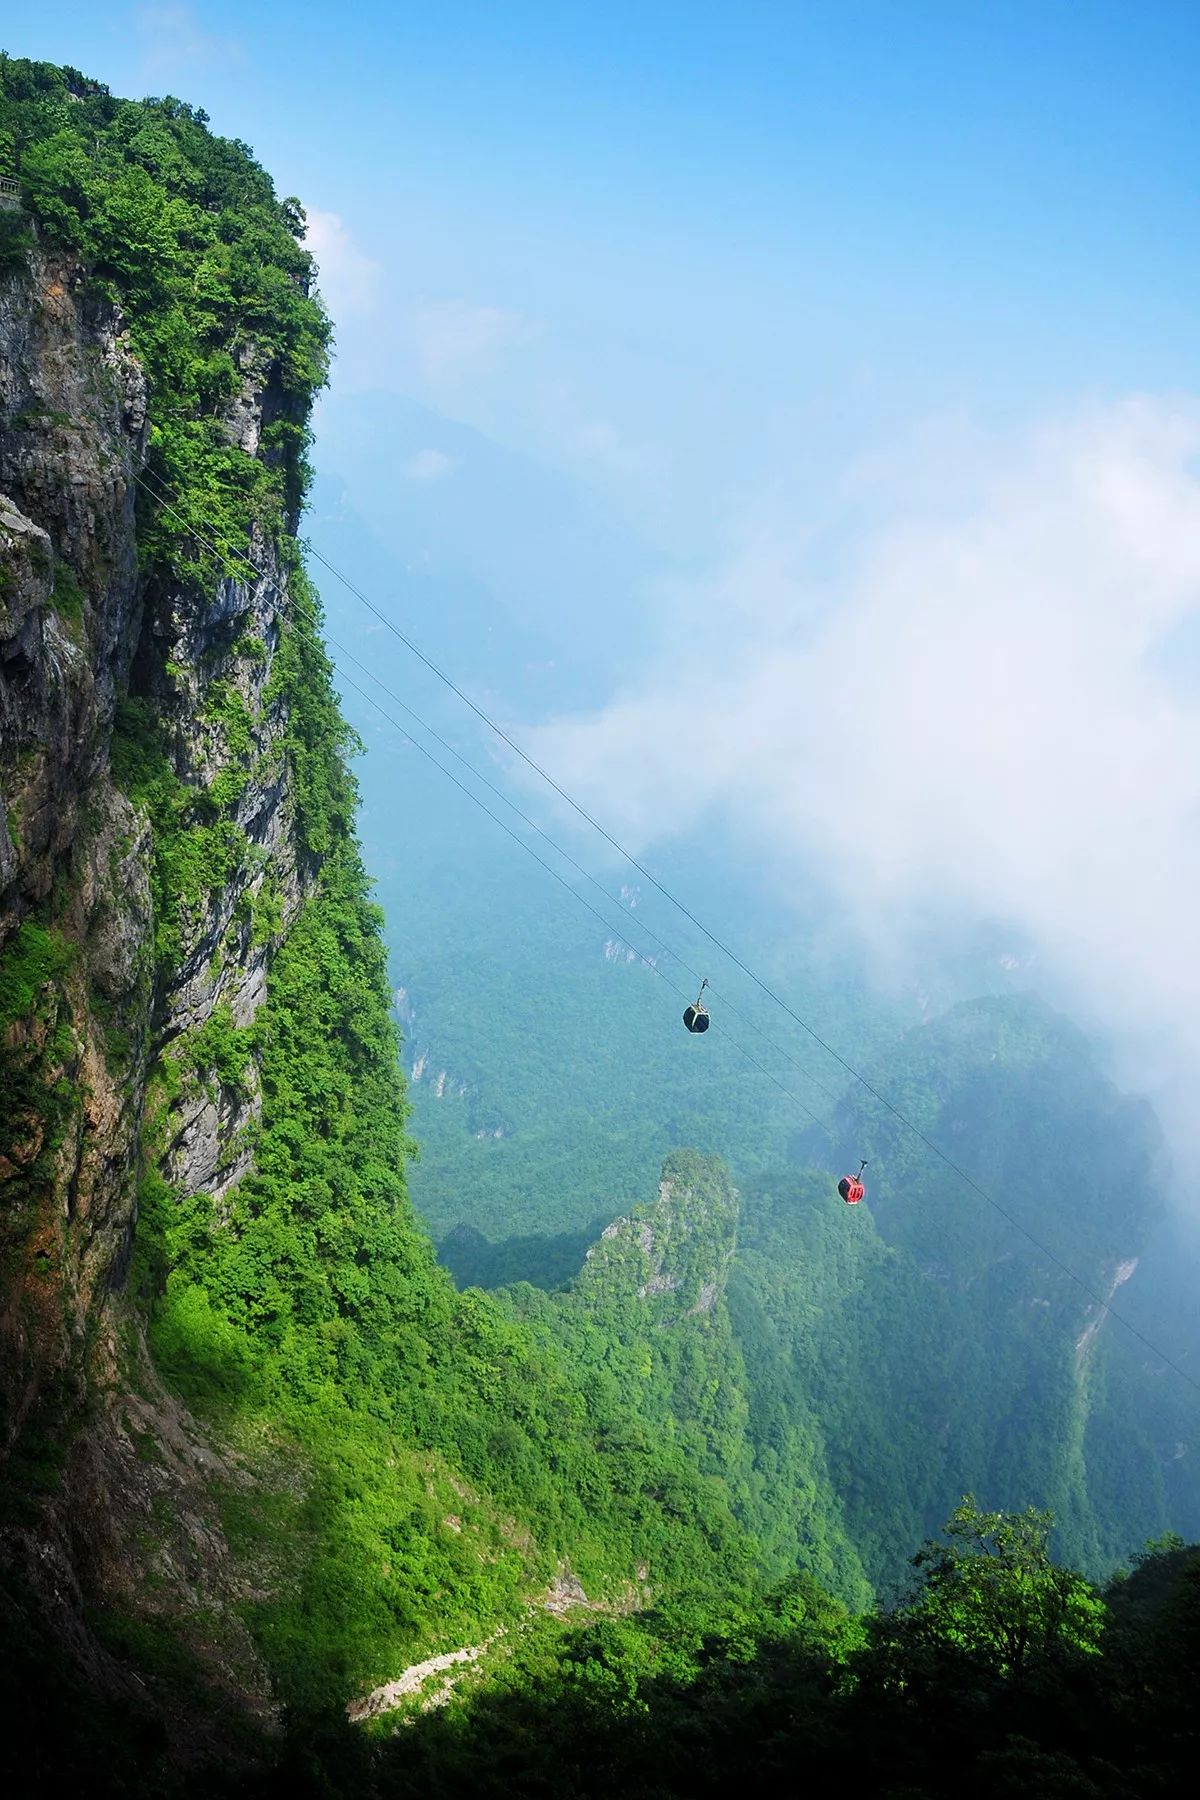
0 55 839 1751
362 1516 1200 1800
2 52 1199 1800
432 978 1197 1594
505 1150 873 1607
730 997 1195 1587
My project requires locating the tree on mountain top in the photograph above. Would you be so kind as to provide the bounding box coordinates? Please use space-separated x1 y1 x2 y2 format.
880 1496 1105 1686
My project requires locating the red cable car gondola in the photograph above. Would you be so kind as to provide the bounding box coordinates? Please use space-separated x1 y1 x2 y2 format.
838 1159 867 1205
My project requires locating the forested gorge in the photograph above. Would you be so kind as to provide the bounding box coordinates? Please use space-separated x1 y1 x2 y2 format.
0 55 1197 1798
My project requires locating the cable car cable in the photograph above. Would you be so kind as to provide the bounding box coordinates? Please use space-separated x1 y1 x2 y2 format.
300 531 1200 1387
132 467 843 1113
130 470 834 1139
334 667 834 1138
129 468 1200 1396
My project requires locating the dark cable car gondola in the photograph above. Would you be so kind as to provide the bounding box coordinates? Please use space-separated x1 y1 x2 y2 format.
838 1160 867 1205
683 978 711 1033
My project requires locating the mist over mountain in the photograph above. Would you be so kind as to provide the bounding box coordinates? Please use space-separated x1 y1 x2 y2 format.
2 19 1199 1800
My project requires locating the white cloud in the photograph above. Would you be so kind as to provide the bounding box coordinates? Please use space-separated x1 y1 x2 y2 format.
526 397 1200 1148
530 377 661 486
402 448 457 482
305 210 382 319
407 300 536 389
560 414 659 483
134 4 244 77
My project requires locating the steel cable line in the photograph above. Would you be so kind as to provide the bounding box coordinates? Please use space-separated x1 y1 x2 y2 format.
130 466 1200 1394
301 535 1200 1386
130 469 835 1138
334 666 834 1139
132 466 843 1114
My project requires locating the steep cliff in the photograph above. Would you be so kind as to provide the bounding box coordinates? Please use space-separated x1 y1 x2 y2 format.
0 73 334 1735
0 68 803 1773
7 56 1192 1800
507 1150 874 1608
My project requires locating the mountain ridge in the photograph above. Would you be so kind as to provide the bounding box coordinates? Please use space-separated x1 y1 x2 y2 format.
1 52 1199 1799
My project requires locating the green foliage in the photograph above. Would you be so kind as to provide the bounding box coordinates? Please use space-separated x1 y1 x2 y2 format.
0 56 330 569
0 919 72 1023
110 697 249 970
248 874 285 946
0 207 32 277
0 922 77 1237
275 1523 1194 1800
884 1497 1105 1679
51 562 85 625
202 678 252 758
183 1003 255 1094
21 1524 1199 1799
371 1576 858 1798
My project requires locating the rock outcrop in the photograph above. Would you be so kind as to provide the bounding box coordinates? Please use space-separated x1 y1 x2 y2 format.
0 241 315 1729
579 1149 739 1321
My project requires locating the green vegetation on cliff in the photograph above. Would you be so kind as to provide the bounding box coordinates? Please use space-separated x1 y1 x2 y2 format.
361 1507 1196 1800
0 920 78 1286
0 53 780 1722
0 53 328 549
2 54 1197 1800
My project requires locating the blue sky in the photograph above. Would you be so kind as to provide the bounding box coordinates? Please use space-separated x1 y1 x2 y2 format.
9 4 1200 1151
9 3 1200 550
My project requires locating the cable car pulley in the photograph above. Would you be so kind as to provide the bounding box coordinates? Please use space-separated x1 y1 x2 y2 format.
682 978 710 1034
838 1160 867 1205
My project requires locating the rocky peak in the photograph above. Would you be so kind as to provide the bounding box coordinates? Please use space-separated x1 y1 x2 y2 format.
0 220 318 1694
580 1149 739 1320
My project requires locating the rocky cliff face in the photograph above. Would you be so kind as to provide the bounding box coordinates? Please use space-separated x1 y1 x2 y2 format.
1 248 149 1420
578 1149 739 1321
3 66 819 1783
0 241 312 1721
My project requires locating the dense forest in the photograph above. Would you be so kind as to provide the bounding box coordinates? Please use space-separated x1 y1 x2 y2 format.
0 53 1197 1799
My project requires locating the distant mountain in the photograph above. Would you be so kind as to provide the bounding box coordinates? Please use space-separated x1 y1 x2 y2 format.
310 389 652 709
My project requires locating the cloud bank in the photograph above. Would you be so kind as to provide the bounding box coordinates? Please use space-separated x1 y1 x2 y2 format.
306 210 382 318
527 398 1200 1145
408 300 536 390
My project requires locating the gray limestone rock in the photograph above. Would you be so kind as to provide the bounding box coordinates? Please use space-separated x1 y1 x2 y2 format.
0 243 320 1722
